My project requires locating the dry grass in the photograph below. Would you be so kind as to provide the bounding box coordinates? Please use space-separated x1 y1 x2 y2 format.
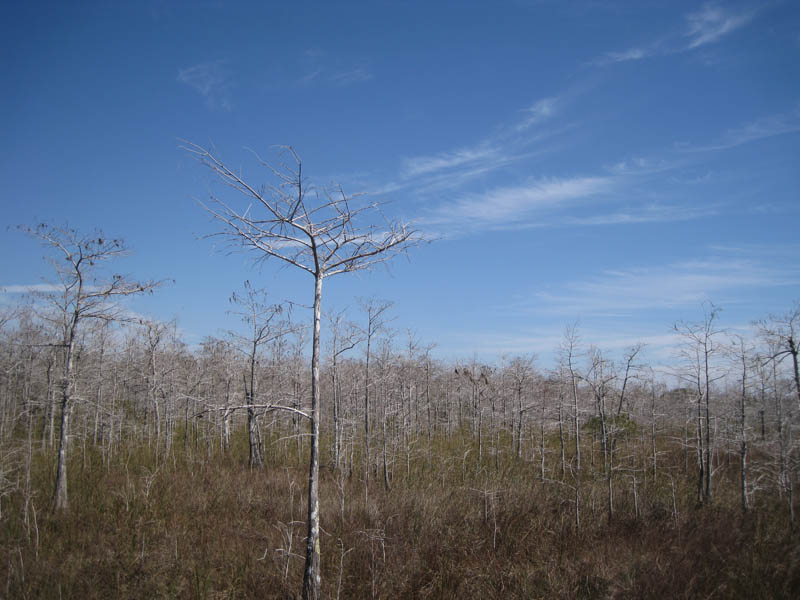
1 429 798 599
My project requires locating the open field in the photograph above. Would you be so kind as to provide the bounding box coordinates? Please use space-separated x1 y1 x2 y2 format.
1 425 798 599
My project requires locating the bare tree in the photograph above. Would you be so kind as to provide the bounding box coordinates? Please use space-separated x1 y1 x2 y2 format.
756 301 800 411
327 310 362 471
20 224 164 510
185 142 423 600
138 318 174 457
507 356 535 459
228 281 290 467
584 346 616 520
561 324 583 528
358 298 394 483
756 327 796 521
728 335 753 512
615 343 643 418
673 302 724 505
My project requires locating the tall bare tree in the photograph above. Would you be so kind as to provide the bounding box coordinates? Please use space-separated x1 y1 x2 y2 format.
674 302 724 505
507 356 534 459
584 346 616 520
757 301 800 411
358 298 394 483
185 142 423 600
327 309 362 471
728 335 753 511
20 224 163 510
228 281 289 467
561 324 583 528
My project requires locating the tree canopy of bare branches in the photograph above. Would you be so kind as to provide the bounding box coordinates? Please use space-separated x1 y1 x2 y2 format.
185 142 425 600
19 223 165 509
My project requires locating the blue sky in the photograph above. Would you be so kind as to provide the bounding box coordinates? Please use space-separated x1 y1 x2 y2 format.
2 0 799 367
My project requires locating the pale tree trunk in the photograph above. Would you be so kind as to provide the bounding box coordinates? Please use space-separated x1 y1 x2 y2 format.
697 391 705 504
364 335 372 481
650 379 658 480
332 359 341 469
247 335 262 467
425 360 432 443
740 397 748 512
558 389 566 478
41 355 54 450
596 388 612 521
516 383 524 459
704 349 712 503
539 392 547 481
787 413 795 524
303 274 323 600
53 328 76 510
737 344 749 512
328 314 359 472
382 407 391 491
569 364 581 529
789 337 800 411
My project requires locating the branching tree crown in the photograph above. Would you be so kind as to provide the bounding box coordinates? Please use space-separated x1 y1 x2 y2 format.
185 142 425 600
19 223 166 510
184 142 421 279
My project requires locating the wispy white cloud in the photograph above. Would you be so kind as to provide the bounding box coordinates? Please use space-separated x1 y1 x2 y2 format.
707 242 800 258
402 146 499 177
608 47 647 62
385 94 570 197
562 202 718 227
330 67 373 86
177 60 233 110
519 256 799 318
431 248 798 363
607 156 679 176
399 93 563 181
0 284 64 294
681 107 800 152
385 85 736 239
684 3 755 49
425 175 614 229
591 3 757 67
300 67 373 87
516 97 559 131
296 49 373 87
590 47 650 66
367 151 529 198
297 69 322 86
449 327 681 361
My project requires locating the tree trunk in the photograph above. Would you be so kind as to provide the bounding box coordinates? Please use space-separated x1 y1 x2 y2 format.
570 367 581 529
247 334 262 468
516 385 523 459
651 384 658 480
332 359 340 470
740 354 749 512
558 396 566 478
53 333 75 511
303 274 323 600
697 393 704 504
789 337 800 412
704 351 712 503
382 413 391 491
364 334 372 482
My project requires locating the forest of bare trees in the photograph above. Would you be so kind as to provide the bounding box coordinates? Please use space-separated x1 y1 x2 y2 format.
1 152 798 598
1 281 799 596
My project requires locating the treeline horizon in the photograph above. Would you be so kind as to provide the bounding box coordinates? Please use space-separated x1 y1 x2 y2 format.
1 277 799 596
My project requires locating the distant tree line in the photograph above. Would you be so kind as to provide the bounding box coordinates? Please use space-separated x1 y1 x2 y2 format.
2 277 798 527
